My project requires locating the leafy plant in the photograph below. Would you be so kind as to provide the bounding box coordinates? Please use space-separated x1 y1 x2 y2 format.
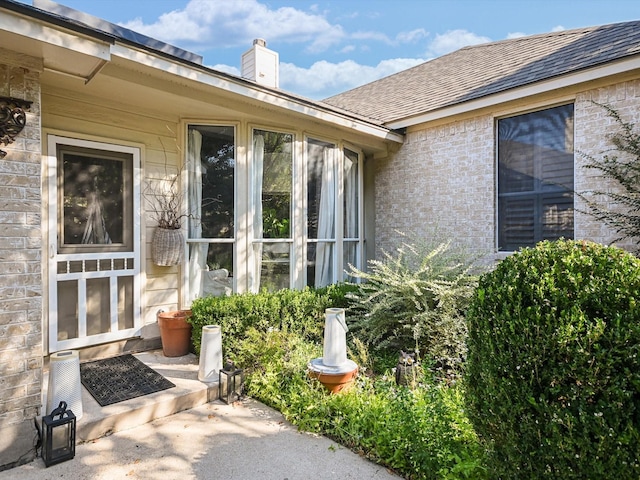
237 327 487 480
579 102 640 252
465 239 640 479
345 233 482 375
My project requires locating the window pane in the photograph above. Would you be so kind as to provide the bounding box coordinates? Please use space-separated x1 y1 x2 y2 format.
498 104 574 250
343 240 359 282
259 243 290 292
252 129 293 292
307 241 334 288
307 139 335 239
307 139 336 287
188 126 235 239
59 146 132 251
256 130 292 239
344 148 359 238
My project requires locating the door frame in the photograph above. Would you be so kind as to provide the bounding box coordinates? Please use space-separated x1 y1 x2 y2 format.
46 134 142 353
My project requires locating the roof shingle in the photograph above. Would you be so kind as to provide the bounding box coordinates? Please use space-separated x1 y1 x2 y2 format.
323 21 640 125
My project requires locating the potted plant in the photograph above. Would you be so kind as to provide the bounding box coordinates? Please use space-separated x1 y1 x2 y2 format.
157 309 192 357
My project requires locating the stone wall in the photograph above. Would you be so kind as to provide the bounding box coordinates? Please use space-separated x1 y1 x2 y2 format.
0 52 43 470
375 78 640 258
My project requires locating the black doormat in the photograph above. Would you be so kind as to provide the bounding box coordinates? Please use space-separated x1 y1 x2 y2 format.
80 354 175 406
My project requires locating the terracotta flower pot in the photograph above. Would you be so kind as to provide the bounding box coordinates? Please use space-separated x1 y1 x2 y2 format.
157 310 192 357
308 367 358 393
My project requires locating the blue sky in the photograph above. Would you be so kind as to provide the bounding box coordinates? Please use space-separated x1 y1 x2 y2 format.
22 0 640 99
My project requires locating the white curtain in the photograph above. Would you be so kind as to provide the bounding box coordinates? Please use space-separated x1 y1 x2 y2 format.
187 129 206 302
251 134 265 293
315 146 335 287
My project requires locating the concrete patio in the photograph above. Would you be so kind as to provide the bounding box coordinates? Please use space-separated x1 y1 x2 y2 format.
0 351 401 479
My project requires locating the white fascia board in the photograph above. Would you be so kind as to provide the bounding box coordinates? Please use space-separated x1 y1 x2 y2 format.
387 56 640 130
110 43 403 144
0 10 111 60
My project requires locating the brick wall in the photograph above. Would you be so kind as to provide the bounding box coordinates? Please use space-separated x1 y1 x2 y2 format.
375 78 640 259
0 54 43 470
375 114 495 257
575 80 640 251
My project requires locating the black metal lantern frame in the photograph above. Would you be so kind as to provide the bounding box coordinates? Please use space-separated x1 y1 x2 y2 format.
219 362 244 404
41 401 76 467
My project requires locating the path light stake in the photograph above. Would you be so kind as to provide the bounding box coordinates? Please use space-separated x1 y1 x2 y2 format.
219 360 244 404
41 401 76 467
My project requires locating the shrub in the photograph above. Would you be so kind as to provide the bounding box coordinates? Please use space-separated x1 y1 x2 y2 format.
346 234 481 375
189 283 355 356
465 240 640 479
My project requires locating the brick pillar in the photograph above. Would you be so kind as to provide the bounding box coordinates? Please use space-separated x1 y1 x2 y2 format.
0 55 43 470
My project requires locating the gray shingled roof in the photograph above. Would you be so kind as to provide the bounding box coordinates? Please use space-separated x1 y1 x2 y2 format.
322 20 640 126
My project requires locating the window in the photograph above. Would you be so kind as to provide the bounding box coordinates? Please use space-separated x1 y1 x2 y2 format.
252 129 293 292
306 138 336 287
186 125 235 301
497 104 574 251
57 145 133 253
343 147 361 281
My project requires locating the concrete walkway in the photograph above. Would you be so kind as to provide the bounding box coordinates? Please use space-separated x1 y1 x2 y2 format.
3 398 402 480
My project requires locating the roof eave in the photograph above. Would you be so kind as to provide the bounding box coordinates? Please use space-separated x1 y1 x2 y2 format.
385 55 640 130
111 44 404 143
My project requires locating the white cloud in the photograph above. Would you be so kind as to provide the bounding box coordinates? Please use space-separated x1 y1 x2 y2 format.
552 25 566 32
507 32 527 39
396 28 429 44
209 64 241 77
427 29 491 56
119 0 345 52
279 57 426 100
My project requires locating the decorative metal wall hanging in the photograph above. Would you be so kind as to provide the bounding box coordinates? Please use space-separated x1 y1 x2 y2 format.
0 96 32 158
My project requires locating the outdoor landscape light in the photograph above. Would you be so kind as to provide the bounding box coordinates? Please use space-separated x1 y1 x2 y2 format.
41 401 76 467
219 361 244 404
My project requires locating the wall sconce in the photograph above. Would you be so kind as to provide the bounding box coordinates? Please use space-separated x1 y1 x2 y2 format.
0 96 32 158
219 360 244 404
41 401 76 467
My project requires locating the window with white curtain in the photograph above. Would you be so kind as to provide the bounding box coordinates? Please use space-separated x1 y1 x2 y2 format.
343 147 361 281
306 138 337 287
186 125 235 301
251 129 293 292
497 104 574 251
187 127 363 295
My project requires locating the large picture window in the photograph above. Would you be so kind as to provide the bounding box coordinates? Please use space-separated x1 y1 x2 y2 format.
497 104 574 251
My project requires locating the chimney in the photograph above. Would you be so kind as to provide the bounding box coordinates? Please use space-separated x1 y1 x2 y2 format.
241 39 279 88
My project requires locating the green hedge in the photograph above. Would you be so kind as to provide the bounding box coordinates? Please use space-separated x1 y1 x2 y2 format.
188 283 356 358
465 240 640 478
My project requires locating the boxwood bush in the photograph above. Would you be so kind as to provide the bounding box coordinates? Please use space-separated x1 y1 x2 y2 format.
465 240 640 479
188 283 356 357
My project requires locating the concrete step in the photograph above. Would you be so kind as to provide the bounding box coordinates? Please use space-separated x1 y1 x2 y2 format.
43 350 218 443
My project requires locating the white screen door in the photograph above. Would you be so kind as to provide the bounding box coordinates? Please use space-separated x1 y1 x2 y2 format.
47 136 142 353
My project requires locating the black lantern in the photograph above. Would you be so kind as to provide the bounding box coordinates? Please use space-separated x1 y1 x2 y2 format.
41 401 76 467
219 361 244 404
